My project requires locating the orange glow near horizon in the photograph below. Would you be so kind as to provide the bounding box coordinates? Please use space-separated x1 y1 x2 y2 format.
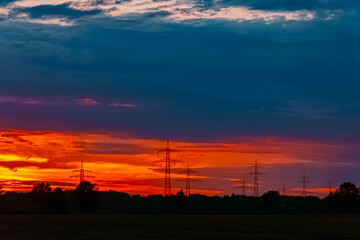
0 129 345 196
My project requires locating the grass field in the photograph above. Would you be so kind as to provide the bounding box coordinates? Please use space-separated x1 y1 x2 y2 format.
0 214 359 240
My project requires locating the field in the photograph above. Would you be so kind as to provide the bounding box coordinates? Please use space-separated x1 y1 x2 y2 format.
0 214 359 240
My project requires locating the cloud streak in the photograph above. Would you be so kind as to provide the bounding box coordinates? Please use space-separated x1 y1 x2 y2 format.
69 0 314 22
20 16 75 26
0 94 136 108
0 0 316 26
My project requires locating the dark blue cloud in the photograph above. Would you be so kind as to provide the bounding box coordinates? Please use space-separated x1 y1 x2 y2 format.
22 4 101 19
0 0 17 7
220 0 360 10
0 0 359 142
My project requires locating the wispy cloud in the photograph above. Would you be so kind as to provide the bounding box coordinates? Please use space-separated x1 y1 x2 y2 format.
109 102 136 108
0 94 136 108
1 0 316 26
68 0 314 22
22 16 75 26
76 98 99 106
0 7 10 16
0 95 42 105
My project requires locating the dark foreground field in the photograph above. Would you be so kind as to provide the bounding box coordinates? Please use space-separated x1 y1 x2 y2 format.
0 214 359 240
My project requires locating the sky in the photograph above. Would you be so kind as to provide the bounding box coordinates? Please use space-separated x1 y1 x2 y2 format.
0 0 360 197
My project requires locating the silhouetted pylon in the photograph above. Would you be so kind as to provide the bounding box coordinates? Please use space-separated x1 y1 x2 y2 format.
153 140 182 196
280 184 286 196
298 172 310 197
328 179 333 195
238 174 251 196
248 159 265 197
177 164 200 196
70 160 94 184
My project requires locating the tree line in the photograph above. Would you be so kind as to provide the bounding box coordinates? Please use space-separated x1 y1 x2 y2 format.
0 181 359 214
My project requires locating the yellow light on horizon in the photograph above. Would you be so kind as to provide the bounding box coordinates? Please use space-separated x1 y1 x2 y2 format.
0 154 48 163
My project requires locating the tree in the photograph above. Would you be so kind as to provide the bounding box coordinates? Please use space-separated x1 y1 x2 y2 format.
0 185 5 205
335 182 359 197
30 182 52 212
74 181 98 213
50 188 67 213
333 182 359 212
174 190 187 211
262 191 280 199
261 191 281 211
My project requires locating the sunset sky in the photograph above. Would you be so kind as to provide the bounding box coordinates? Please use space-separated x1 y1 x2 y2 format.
1 0 360 197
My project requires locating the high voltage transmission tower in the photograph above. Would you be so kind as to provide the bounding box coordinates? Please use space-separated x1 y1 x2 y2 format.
153 140 182 196
280 184 286 196
177 164 200 196
328 179 333 195
70 160 94 184
298 172 310 197
238 174 251 195
248 159 265 197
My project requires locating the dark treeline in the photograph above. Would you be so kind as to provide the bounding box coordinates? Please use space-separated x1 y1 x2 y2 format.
0 182 359 214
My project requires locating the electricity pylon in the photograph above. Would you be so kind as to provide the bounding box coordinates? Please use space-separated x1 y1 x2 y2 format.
248 159 265 197
177 164 200 196
280 184 286 196
238 174 251 195
298 172 310 197
153 140 182 196
70 160 94 184
328 180 333 195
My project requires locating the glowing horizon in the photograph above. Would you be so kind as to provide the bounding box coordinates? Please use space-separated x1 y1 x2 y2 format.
0 128 356 198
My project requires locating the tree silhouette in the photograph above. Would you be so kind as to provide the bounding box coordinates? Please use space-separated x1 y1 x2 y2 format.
175 190 187 211
261 191 281 211
262 190 280 199
335 182 359 197
74 181 98 213
30 182 52 212
0 185 5 205
333 182 359 212
50 188 68 213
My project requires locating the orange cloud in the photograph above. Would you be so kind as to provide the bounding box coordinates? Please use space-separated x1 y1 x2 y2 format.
0 129 347 196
